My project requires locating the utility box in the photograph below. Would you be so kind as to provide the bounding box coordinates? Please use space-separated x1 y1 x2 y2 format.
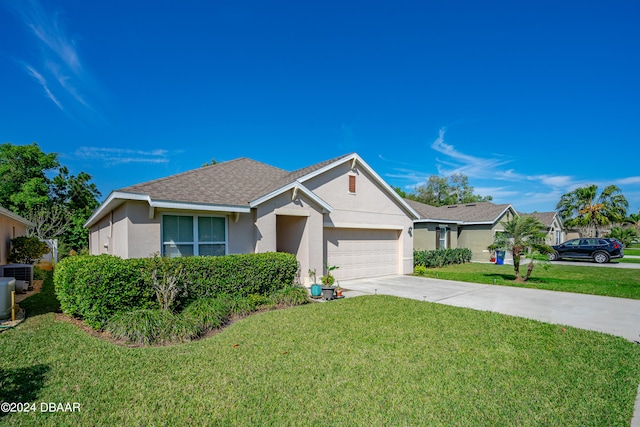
0 277 16 320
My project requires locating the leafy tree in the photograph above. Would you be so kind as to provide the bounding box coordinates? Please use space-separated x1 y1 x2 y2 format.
488 216 552 283
556 184 628 237
201 158 218 167
401 173 492 206
0 143 101 252
606 226 639 247
0 142 59 214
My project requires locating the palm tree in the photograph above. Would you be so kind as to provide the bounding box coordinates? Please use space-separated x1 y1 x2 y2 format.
489 216 552 283
556 184 628 237
607 226 640 247
625 212 640 232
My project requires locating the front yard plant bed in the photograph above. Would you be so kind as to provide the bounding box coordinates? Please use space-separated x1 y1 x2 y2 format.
1 275 639 426
415 262 640 299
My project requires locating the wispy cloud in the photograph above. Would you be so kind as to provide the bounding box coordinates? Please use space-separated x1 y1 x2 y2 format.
75 147 170 166
24 64 63 110
431 128 510 178
7 0 99 118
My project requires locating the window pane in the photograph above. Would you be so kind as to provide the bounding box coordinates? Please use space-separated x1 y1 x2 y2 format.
199 244 225 256
178 216 194 241
163 215 193 242
198 217 225 242
164 244 194 258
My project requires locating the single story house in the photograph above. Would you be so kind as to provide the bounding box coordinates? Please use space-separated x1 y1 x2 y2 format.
0 205 33 265
404 199 518 261
521 211 565 245
85 153 419 284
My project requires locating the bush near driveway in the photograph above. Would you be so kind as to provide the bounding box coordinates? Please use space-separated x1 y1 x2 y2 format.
414 248 472 268
55 252 298 329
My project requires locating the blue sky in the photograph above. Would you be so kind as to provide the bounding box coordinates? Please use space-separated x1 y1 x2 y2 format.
1 0 639 214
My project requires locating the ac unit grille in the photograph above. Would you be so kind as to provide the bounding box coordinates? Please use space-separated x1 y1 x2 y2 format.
1 265 34 285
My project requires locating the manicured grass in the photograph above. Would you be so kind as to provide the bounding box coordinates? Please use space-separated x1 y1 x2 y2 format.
618 257 640 264
417 262 640 299
624 248 640 256
1 276 639 426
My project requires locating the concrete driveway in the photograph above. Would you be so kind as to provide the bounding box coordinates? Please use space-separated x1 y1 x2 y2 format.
340 275 640 342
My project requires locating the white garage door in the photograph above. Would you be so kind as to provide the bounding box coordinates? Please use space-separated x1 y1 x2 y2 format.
325 228 399 280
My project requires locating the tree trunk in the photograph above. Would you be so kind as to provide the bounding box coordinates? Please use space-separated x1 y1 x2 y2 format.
523 259 535 281
512 246 522 281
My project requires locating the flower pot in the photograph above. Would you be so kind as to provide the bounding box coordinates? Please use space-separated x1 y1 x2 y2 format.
336 289 343 297
311 284 322 297
321 287 335 301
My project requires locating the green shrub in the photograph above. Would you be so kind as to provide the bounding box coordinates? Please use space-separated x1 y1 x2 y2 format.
106 309 200 345
414 248 472 268
55 255 156 329
414 265 429 276
181 297 230 331
271 286 310 306
55 252 298 330
8 236 50 264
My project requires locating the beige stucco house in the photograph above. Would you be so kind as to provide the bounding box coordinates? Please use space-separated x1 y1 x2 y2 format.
0 205 32 265
405 199 518 261
85 153 419 284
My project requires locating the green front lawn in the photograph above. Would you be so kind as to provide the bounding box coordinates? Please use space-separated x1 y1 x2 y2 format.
1 276 639 426
624 248 640 256
417 262 640 299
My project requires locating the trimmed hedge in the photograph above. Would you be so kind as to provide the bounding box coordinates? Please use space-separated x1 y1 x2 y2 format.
55 252 298 329
414 248 472 268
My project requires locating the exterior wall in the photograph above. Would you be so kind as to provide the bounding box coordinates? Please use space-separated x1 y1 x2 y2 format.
88 201 257 259
255 190 324 285
0 214 28 265
304 162 414 276
457 224 496 261
413 223 459 253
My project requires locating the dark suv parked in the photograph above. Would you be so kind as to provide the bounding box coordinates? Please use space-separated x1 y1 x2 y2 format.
549 238 624 263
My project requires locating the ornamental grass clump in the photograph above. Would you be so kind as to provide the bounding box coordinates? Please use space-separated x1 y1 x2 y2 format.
106 309 200 345
271 285 310 306
181 297 231 331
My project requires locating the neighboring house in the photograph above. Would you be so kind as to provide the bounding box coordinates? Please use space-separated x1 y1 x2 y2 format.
405 199 518 261
521 211 565 245
85 153 419 284
0 205 33 265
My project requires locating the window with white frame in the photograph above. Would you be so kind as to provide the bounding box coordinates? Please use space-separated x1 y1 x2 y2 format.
438 226 447 249
162 215 227 257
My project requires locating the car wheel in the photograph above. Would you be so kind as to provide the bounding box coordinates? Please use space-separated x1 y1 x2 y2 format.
593 252 609 264
549 251 560 261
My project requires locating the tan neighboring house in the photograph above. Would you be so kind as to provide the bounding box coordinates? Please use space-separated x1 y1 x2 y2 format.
0 205 33 265
405 199 518 261
85 153 419 284
521 211 565 245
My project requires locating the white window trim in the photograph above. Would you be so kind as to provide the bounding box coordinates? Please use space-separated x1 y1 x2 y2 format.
161 214 228 257
439 226 448 249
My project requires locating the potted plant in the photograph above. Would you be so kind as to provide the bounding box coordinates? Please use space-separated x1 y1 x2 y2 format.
309 269 322 297
320 264 339 300
335 282 343 298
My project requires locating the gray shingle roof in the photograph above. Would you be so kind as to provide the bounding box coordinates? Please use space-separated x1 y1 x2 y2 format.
117 154 356 207
406 199 514 224
522 211 558 228
119 158 288 207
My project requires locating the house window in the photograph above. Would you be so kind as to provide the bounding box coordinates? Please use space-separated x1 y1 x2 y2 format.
436 226 449 249
162 215 227 257
348 175 356 193
555 230 562 245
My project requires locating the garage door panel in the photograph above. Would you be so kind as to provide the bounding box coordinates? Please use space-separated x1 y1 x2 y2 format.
325 228 399 280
